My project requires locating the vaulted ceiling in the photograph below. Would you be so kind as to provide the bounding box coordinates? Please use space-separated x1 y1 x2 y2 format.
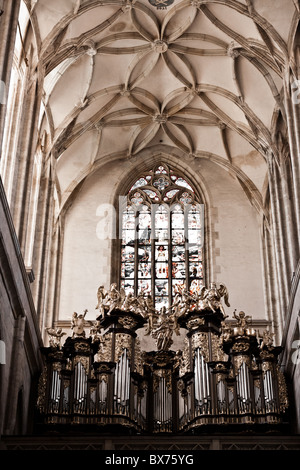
25 0 298 212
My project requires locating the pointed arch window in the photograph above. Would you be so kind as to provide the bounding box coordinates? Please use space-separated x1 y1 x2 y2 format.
120 164 204 310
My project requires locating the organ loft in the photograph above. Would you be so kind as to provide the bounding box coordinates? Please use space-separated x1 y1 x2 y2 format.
37 282 289 434
1 0 300 452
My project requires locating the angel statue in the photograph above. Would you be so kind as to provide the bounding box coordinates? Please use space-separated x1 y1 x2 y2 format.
45 327 66 348
106 283 124 315
95 285 108 317
177 288 195 317
202 282 230 315
220 314 231 343
89 318 102 343
233 309 252 329
151 306 180 351
120 291 136 311
259 330 275 350
71 309 88 337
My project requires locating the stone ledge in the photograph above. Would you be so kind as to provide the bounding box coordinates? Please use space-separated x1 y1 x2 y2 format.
1 434 300 451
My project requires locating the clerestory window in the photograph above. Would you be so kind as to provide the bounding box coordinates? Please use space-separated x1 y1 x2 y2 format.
120 164 204 310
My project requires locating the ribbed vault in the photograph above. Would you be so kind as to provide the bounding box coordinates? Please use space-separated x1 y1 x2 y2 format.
24 0 298 213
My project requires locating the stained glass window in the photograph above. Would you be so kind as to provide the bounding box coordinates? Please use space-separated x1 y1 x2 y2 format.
120 164 204 309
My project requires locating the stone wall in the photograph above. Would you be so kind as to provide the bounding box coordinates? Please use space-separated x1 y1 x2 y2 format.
58 153 265 330
0 179 43 436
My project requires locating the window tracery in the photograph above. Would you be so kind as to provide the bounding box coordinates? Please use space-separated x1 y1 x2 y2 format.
120 164 203 309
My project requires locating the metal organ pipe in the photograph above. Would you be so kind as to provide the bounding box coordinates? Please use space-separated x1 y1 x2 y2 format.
74 362 87 412
114 349 130 413
194 349 210 411
264 370 274 410
50 369 61 411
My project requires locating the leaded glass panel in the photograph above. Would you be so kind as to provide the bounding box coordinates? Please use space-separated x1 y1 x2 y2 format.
120 164 203 308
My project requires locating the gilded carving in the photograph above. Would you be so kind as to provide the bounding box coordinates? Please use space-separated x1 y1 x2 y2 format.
153 369 172 394
276 365 289 411
232 342 250 353
94 334 112 362
74 340 91 354
233 354 251 372
37 365 48 412
211 333 227 362
99 373 108 383
74 355 89 372
115 333 132 362
134 338 143 375
119 316 138 329
38 283 290 431
191 332 209 361
186 316 205 330
179 337 190 376
45 327 66 348
71 310 88 337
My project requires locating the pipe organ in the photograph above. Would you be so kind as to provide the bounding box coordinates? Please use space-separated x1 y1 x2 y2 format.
37 283 289 434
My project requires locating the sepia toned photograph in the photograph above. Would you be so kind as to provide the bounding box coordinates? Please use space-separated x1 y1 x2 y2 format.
0 0 300 461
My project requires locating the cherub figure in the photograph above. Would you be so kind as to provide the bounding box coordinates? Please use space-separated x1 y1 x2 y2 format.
194 285 207 310
135 292 147 316
106 283 121 315
71 309 88 337
203 282 230 314
220 314 231 343
144 300 159 335
178 288 194 316
233 310 252 329
89 318 102 343
151 306 179 351
171 290 183 316
121 291 136 311
259 330 275 350
144 294 156 317
45 327 66 348
95 285 108 317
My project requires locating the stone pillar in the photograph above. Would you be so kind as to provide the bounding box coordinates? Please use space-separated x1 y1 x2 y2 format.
0 0 20 153
3 315 26 434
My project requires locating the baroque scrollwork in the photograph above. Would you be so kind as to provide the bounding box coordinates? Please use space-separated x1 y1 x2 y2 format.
115 333 133 362
94 333 112 362
178 337 190 376
276 365 289 411
191 332 209 361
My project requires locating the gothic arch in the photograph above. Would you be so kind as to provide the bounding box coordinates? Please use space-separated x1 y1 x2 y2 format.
110 153 213 295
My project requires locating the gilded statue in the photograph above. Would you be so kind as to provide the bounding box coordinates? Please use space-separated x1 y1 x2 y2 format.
259 330 275 349
45 327 66 348
71 309 88 337
201 282 230 314
220 314 232 343
151 306 180 351
121 291 136 311
89 318 102 342
95 285 108 317
233 310 252 329
106 283 121 315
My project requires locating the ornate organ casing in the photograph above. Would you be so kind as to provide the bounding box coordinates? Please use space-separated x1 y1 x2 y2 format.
37 284 289 434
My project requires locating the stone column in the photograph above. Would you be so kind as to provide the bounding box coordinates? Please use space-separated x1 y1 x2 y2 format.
3 315 26 435
0 0 21 153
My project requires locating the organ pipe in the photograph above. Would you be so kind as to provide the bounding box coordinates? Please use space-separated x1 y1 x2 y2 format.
38 294 289 433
